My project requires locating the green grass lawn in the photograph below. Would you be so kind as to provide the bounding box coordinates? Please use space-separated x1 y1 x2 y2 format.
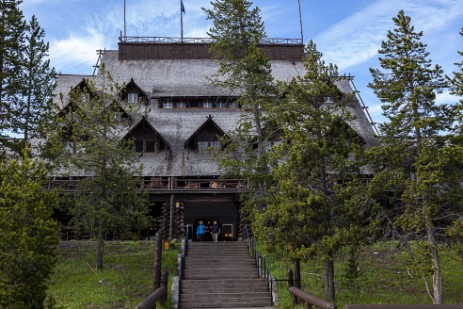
264 242 463 308
48 240 463 309
47 240 178 309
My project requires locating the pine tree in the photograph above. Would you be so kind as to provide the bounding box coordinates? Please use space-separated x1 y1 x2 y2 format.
368 10 452 304
0 149 59 308
446 27 463 261
203 0 276 209
47 66 150 270
0 0 26 151
12 15 56 148
254 41 376 301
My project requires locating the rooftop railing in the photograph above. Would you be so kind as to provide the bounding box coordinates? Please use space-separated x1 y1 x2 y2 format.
119 35 303 45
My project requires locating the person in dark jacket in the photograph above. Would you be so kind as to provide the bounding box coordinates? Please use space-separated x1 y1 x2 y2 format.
211 220 220 242
196 220 205 241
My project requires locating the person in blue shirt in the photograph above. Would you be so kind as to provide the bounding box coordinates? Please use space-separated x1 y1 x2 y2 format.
196 220 205 241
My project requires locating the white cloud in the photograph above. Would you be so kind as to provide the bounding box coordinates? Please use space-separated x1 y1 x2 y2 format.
436 90 460 105
50 28 109 74
314 0 463 70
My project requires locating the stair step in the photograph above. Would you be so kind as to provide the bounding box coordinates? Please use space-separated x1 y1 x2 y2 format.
180 242 271 308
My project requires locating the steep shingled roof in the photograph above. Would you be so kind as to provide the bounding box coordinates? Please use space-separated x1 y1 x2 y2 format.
52 47 377 176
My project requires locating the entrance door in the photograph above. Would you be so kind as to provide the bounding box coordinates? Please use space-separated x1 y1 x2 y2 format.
184 199 239 241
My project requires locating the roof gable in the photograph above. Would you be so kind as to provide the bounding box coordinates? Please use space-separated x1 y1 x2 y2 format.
120 78 149 104
184 115 227 149
124 117 170 150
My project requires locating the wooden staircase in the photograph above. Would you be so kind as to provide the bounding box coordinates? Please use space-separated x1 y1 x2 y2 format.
180 241 272 309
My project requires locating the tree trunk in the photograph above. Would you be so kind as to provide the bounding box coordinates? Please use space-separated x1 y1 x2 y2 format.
325 250 335 301
96 229 104 270
427 224 444 304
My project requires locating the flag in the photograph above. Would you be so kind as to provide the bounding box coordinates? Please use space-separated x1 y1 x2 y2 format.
181 0 185 14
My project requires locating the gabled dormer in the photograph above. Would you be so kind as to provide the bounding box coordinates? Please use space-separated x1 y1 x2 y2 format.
185 115 227 152
124 117 169 155
106 101 131 123
120 78 148 105
72 78 97 102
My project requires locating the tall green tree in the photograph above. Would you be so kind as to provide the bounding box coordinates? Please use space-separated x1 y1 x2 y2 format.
368 10 452 304
446 27 463 259
47 67 149 270
0 0 26 151
254 41 376 301
0 149 59 308
203 0 277 209
13 15 56 148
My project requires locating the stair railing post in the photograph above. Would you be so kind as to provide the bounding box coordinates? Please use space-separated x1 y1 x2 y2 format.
153 231 163 290
294 259 301 289
288 268 294 288
161 270 168 304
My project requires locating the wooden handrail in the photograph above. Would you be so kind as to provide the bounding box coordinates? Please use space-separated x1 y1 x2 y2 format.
135 270 168 309
135 286 166 309
288 286 337 309
344 304 462 309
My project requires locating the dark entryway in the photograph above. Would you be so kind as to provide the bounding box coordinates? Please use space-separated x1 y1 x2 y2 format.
183 198 239 241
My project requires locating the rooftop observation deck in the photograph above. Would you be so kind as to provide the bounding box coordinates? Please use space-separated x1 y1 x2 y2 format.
117 36 305 61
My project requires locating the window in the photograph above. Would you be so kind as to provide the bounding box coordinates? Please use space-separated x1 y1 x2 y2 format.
325 97 334 104
135 141 144 153
80 92 91 102
128 92 139 103
162 99 173 109
203 100 213 108
197 141 209 152
177 101 187 109
134 140 157 153
197 140 220 152
217 100 227 108
146 141 156 152
210 140 221 149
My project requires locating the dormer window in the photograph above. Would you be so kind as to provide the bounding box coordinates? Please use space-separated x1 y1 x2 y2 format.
124 118 170 155
177 101 187 109
80 92 91 102
128 92 139 103
163 99 173 109
121 78 148 105
203 100 213 108
217 100 227 108
184 115 228 153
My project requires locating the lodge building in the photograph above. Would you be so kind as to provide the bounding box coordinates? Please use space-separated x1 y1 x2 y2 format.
50 36 377 241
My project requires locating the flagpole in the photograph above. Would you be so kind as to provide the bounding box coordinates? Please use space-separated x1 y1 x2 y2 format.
124 0 127 40
180 0 184 42
297 0 304 44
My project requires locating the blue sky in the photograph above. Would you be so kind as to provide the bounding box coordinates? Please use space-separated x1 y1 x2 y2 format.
21 0 463 125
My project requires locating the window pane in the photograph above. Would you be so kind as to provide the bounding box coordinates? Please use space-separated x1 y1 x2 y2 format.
203 100 213 108
163 99 173 109
210 140 221 149
177 101 187 109
128 93 138 103
146 141 156 152
197 141 208 152
135 141 144 152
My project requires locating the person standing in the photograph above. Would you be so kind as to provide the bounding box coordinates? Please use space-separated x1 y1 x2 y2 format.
211 220 220 242
196 220 205 241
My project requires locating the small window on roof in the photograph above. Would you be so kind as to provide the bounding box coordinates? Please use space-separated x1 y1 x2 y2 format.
197 141 209 152
217 100 227 108
162 99 173 109
128 92 139 103
203 100 213 108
